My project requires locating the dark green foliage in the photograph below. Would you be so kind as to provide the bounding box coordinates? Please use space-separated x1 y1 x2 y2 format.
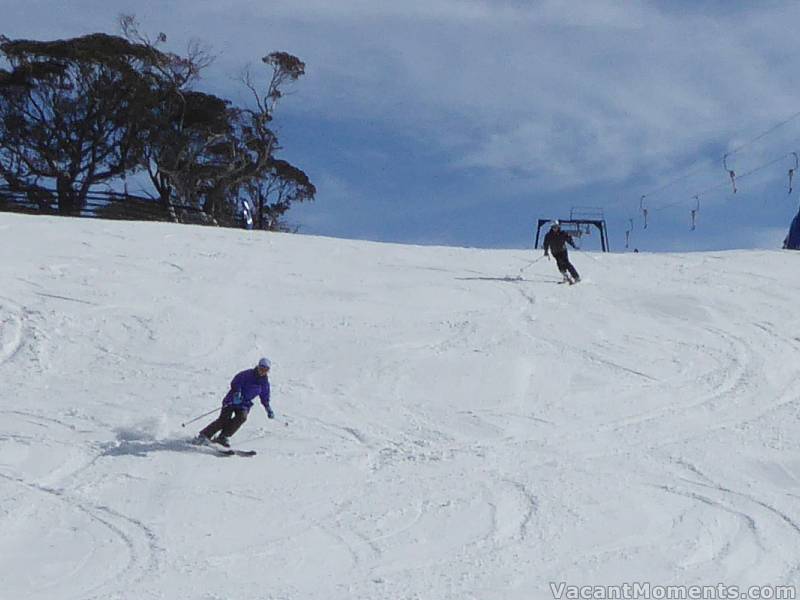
0 33 163 214
1 33 154 64
249 159 316 231
0 22 314 228
180 92 230 131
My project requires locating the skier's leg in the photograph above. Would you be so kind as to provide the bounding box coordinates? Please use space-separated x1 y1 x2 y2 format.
554 252 572 282
220 408 248 439
565 252 580 281
568 263 580 280
199 406 233 440
554 251 567 271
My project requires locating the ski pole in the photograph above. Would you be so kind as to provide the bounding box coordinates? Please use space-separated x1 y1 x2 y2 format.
181 407 219 428
573 246 601 263
518 254 546 276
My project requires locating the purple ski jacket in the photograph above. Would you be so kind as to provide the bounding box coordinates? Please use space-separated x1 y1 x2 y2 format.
222 368 270 411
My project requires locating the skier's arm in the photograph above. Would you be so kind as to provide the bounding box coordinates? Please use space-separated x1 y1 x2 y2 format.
230 371 245 393
543 233 550 256
261 382 273 418
224 371 246 404
567 235 577 249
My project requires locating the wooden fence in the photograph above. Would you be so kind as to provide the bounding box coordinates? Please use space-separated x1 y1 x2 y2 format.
0 185 233 226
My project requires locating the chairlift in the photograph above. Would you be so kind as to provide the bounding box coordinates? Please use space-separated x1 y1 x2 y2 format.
534 215 610 251
723 154 737 193
789 152 799 195
640 195 648 229
625 218 633 249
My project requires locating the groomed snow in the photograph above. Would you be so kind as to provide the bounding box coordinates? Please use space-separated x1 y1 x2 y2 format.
1 212 799 600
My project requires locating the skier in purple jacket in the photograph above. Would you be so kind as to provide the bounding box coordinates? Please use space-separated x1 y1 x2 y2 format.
197 357 273 447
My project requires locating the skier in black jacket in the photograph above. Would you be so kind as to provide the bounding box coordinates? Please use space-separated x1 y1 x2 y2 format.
543 221 580 284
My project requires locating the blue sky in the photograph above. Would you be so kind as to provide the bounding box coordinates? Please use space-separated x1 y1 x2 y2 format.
4 0 800 251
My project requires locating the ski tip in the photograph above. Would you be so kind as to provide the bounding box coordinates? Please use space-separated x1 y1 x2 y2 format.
219 449 257 457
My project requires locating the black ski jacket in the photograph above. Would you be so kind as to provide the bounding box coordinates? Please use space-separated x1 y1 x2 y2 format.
543 229 576 255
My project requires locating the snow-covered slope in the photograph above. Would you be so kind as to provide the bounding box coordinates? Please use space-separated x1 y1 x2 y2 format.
1 212 799 600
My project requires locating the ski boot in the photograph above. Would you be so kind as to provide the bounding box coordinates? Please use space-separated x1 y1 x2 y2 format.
193 433 212 445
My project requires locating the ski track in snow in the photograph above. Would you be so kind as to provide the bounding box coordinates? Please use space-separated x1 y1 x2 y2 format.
2 213 800 598
0 471 160 600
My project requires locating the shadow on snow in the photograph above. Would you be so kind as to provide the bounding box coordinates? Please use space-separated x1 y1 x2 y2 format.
455 276 561 283
100 438 223 458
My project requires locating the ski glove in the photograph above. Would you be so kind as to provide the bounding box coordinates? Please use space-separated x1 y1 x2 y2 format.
267 407 275 419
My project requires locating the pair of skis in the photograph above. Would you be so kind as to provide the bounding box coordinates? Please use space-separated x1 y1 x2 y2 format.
557 277 580 285
215 448 257 457
191 437 257 457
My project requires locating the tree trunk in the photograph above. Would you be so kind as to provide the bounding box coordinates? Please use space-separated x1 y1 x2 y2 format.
56 176 80 216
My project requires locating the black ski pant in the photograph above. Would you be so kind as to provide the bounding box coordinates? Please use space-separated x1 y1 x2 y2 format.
200 406 248 440
553 250 579 280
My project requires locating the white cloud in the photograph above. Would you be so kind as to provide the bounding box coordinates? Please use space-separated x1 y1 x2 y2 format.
192 0 800 193
5 0 800 197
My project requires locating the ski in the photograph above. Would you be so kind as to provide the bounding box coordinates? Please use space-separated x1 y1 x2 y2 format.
208 438 257 457
189 437 257 457
217 448 257 457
